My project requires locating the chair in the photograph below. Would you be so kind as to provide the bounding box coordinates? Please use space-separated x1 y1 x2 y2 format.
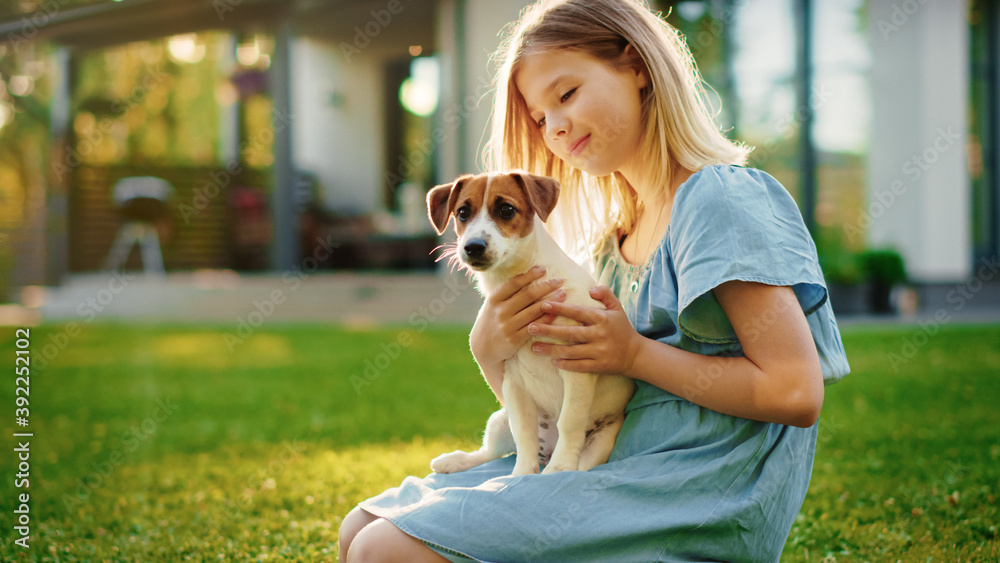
103 176 173 274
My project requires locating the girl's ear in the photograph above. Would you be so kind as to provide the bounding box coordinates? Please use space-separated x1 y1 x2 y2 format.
623 44 650 90
510 172 560 222
427 176 469 235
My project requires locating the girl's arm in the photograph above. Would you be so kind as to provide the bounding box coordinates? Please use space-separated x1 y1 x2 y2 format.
527 281 824 428
469 266 567 406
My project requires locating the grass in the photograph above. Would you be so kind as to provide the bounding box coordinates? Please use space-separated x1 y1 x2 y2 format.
0 321 997 561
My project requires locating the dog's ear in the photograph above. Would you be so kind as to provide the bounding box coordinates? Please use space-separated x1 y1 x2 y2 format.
510 172 560 222
426 175 469 235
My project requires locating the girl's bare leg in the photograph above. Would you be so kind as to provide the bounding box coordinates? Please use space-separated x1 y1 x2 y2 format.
340 506 449 563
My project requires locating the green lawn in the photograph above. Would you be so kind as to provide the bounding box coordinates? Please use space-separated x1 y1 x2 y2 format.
1 321 997 561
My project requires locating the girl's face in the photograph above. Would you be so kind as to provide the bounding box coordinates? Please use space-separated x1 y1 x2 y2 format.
515 48 649 178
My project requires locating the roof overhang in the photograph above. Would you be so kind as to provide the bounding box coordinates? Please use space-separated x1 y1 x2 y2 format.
0 0 292 52
0 0 437 52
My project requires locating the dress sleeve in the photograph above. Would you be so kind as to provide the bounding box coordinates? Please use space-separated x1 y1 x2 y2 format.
670 166 829 344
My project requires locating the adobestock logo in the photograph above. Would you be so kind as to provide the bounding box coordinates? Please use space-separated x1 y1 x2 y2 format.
3 0 74 52
888 255 1000 373
51 66 170 181
845 126 960 244
223 234 339 352
351 275 472 394
877 0 935 41
61 397 179 510
339 0 414 63
33 270 139 373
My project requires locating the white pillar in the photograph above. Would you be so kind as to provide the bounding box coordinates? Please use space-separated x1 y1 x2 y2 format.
46 46 73 286
270 21 300 271
868 0 971 282
438 0 530 174
435 0 464 181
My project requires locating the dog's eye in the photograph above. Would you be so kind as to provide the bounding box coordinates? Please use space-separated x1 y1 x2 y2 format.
456 206 471 222
497 203 517 220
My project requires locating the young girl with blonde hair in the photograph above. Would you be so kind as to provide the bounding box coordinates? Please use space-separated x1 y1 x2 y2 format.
340 1 849 561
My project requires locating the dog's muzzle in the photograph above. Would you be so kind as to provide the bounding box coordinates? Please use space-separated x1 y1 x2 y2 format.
462 238 490 269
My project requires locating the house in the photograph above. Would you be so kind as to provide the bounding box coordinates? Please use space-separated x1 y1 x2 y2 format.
0 0 996 313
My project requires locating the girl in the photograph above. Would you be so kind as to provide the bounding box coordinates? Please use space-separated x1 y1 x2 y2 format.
340 0 850 561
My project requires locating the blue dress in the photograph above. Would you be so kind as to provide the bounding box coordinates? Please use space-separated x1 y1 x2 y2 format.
359 165 850 562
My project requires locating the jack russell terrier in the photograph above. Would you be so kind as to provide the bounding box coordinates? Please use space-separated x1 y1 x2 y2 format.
425 171 635 475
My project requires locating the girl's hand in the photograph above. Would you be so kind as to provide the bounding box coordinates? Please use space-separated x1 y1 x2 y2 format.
527 285 642 376
469 266 567 369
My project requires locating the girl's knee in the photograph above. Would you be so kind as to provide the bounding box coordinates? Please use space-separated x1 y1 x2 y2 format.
339 506 379 560
347 518 447 563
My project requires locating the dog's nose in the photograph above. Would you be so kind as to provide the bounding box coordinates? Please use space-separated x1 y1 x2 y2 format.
463 239 487 260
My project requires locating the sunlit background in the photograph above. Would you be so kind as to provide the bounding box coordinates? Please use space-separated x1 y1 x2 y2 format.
0 0 996 316
0 3 997 559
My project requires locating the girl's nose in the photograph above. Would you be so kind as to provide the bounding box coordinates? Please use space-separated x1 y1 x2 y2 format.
545 112 569 140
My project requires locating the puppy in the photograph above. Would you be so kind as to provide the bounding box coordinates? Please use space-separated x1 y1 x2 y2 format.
425 171 634 475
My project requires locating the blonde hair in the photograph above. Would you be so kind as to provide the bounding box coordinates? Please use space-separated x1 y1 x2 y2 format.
485 0 750 261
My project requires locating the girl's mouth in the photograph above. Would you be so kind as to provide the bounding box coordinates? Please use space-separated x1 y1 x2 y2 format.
569 134 591 157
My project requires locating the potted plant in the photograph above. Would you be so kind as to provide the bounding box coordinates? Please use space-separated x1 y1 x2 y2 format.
821 249 872 316
861 248 908 314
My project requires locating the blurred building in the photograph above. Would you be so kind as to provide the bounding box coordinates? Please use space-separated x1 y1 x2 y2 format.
0 0 996 312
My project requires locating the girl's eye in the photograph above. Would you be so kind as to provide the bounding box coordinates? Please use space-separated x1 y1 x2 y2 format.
456 206 470 221
497 203 517 219
535 88 576 129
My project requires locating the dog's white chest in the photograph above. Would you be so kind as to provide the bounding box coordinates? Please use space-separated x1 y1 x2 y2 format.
504 348 565 416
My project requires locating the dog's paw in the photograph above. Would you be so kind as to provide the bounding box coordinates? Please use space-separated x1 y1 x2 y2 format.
511 460 540 476
541 462 577 474
430 451 477 474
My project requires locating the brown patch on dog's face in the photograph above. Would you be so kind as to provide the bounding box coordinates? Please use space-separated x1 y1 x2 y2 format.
478 174 535 240
448 176 486 238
